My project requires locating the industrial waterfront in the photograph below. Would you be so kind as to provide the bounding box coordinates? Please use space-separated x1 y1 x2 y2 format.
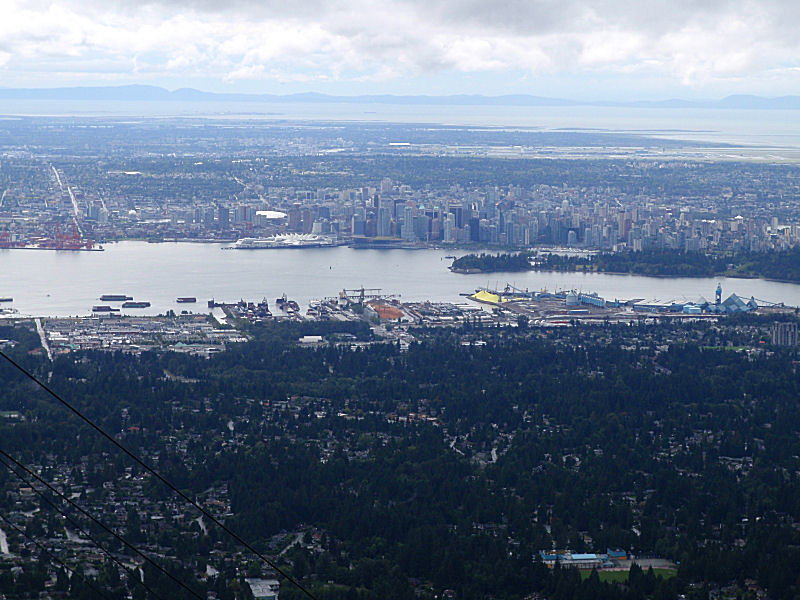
2 241 800 318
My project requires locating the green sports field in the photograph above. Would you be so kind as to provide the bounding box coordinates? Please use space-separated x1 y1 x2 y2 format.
580 569 677 583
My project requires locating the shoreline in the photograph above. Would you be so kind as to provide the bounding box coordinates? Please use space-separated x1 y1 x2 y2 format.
451 264 799 285
3 242 800 318
0 246 104 252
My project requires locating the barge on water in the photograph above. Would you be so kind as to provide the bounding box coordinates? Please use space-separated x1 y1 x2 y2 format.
100 294 133 302
92 305 120 313
122 301 151 308
177 297 197 303
0 298 12 303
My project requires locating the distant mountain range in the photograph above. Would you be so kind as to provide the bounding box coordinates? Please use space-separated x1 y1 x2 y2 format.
0 84 798 109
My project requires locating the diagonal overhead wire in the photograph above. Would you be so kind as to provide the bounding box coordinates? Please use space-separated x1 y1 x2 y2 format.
0 448 205 600
0 511 117 600
0 349 318 600
0 453 171 600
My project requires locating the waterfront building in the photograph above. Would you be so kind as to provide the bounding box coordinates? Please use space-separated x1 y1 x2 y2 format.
351 216 366 236
217 206 229 230
403 205 416 242
443 213 455 243
377 206 392 237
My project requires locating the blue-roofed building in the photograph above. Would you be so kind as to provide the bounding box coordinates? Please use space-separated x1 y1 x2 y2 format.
539 551 558 563
579 293 606 308
538 551 606 569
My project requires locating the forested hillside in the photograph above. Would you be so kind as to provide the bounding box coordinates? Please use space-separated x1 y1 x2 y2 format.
0 319 799 599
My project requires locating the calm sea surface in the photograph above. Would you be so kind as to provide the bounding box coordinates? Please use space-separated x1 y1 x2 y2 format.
2 242 799 317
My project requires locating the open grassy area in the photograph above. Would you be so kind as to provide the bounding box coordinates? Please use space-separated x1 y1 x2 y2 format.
580 569 677 583
579 570 630 583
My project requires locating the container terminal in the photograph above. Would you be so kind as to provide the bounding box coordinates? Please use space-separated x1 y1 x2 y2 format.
1 223 102 251
5 281 797 363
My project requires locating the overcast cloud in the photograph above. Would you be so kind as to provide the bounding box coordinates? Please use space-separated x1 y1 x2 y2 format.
0 0 798 97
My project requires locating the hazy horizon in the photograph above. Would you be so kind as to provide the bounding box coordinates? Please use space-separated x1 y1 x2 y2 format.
2 1 799 101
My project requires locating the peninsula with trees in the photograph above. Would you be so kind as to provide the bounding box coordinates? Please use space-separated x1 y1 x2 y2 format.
450 247 800 282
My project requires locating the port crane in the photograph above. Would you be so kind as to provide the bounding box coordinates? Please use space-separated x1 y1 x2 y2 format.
753 297 792 308
503 283 535 297
38 221 95 250
0 229 17 249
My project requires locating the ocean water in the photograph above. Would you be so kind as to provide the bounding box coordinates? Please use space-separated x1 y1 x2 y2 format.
0 100 798 150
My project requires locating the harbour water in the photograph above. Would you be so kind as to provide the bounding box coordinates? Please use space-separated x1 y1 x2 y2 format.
2 242 800 317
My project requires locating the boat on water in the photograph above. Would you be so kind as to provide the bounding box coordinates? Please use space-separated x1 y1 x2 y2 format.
92 305 120 312
225 234 342 249
122 301 151 308
0 297 12 303
177 297 197 303
100 294 133 301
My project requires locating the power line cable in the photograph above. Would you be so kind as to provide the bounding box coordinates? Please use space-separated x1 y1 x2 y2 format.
0 453 171 600
0 511 117 600
0 448 205 600
0 349 318 600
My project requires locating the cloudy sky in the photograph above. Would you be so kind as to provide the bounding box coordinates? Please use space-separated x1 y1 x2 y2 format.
1 0 799 99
